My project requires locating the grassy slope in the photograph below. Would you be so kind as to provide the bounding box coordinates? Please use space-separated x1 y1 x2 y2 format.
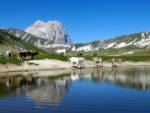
0 29 49 64
0 29 48 54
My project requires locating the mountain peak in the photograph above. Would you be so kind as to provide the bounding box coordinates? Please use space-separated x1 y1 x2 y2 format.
47 20 61 24
34 20 46 25
25 20 72 44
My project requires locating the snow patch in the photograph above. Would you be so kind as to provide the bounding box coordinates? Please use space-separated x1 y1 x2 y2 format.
116 42 127 48
76 44 92 52
104 42 115 49
135 37 150 48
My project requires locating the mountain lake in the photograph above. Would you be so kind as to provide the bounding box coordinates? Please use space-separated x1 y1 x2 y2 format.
0 67 150 113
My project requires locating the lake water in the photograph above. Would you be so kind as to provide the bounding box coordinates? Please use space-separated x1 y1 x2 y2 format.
0 67 150 113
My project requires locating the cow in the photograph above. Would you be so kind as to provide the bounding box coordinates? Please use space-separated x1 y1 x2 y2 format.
111 58 122 67
69 57 84 69
55 49 66 56
6 51 11 59
93 53 98 56
19 51 38 59
6 51 20 59
93 57 103 67
77 53 83 56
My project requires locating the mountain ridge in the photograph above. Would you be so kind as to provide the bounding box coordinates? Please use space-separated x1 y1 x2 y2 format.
71 31 150 55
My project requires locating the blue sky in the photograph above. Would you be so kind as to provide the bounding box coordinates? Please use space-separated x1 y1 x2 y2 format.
0 0 150 43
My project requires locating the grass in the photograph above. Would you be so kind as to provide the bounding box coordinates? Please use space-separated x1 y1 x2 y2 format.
0 53 69 65
82 55 150 62
0 56 23 65
34 53 69 61
1 53 150 65
35 54 150 62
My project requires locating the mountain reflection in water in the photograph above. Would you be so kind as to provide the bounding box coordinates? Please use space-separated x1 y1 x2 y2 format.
0 75 72 105
0 67 150 106
71 67 150 90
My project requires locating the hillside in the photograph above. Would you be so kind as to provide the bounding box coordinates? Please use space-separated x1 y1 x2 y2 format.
0 29 47 54
71 32 150 55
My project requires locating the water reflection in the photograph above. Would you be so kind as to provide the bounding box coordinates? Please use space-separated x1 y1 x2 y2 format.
103 67 150 90
0 74 72 106
25 77 72 105
0 67 150 106
70 67 150 90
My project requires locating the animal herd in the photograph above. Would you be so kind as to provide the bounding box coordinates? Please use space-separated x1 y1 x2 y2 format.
0 48 120 69
6 51 39 59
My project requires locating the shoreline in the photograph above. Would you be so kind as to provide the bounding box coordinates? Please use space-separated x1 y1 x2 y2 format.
0 59 150 73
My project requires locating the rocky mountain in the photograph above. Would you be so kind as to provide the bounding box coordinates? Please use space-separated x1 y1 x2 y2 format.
0 29 46 54
7 28 71 49
72 32 150 55
25 20 72 45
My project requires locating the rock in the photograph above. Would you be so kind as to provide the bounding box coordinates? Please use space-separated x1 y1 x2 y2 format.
25 20 72 45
